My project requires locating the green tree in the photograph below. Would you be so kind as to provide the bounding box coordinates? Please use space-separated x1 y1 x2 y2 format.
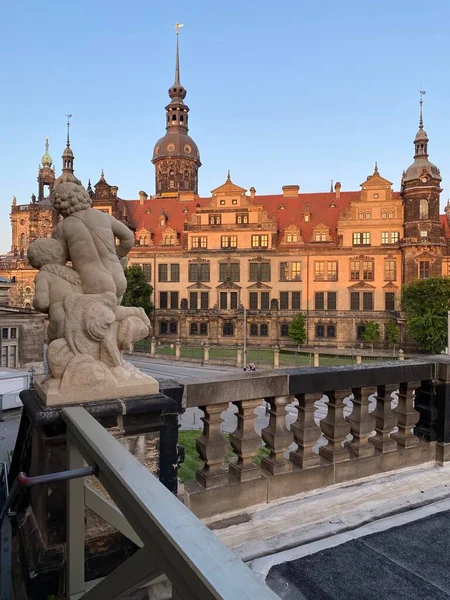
385 321 399 348
122 265 153 316
362 321 380 352
402 277 450 353
288 313 307 348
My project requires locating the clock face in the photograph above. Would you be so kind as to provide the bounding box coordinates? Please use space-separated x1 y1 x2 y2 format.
421 176 428 183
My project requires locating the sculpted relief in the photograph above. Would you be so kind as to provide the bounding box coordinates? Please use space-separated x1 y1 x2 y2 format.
28 173 158 405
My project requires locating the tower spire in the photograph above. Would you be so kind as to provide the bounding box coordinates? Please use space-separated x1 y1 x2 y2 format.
62 113 74 173
174 23 183 85
66 112 72 147
418 89 426 130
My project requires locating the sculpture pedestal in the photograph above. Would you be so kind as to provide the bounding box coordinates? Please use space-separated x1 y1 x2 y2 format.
35 359 159 406
11 388 179 598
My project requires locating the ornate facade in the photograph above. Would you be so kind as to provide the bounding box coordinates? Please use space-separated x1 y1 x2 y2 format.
2 42 449 349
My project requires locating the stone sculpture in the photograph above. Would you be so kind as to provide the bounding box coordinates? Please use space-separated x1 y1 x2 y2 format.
28 175 158 406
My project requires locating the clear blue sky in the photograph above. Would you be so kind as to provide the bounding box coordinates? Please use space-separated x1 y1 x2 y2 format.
1 0 449 252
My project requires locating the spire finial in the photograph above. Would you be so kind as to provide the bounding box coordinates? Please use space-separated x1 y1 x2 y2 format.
174 23 183 85
101 168 105 180
45 135 49 153
227 169 231 181
66 112 72 147
374 161 379 175
418 88 426 129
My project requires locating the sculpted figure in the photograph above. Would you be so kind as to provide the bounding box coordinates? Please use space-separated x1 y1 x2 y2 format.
52 181 134 302
30 175 158 406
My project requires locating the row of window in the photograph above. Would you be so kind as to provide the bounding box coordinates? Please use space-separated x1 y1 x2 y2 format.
158 321 389 341
358 210 396 220
353 232 400 246
191 234 269 250
143 259 398 284
158 290 397 311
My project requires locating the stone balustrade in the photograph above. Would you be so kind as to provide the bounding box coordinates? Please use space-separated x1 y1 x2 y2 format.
179 360 450 518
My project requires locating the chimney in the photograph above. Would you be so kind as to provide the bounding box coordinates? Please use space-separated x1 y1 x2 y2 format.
282 185 300 198
139 190 148 205
335 182 341 199
250 186 256 199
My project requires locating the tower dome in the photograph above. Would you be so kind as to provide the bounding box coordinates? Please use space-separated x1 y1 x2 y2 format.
41 136 53 168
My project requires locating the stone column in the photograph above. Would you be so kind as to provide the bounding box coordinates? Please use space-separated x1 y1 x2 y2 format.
319 389 351 463
369 383 398 453
236 348 243 368
261 396 294 475
391 381 420 448
196 403 229 488
345 387 376 458
356 355 362 365
229 399 262 482
273 346 280 370
204 344 210 365
290 393 321 468
313 353 319 367
175 339 181 361
150 336 156 358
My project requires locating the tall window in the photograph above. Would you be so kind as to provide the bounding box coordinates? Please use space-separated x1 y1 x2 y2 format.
384 260 396 281
315 292 325 310
420 199 429 220
188 262 210 282
249 292 270 310
419 261 430 279
142 264 151 282
353 232 371 245
249 262 271 282
314 262 325 281
189 292 209 310
391 232 399 243
327 262 338 281
362 261 374 281
280 292 301 310
363 292 374 310
191 236 207 249
381 232 390 245
279 262 301 281
251 235 269 248
220 292 228 310
316 323 336 338
350 260 360 280
280 323 289 337
219 262 240 282
159 292 178 309
223 322 234 336
315 292 336 310
385 292 395 311
350 291 373 311
221 236 237 248
280 292 289 310
158 264 168 282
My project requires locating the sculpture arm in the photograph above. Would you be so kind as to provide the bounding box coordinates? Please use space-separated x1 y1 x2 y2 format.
33 272 50 313
109 215 135 258
55 221 69 261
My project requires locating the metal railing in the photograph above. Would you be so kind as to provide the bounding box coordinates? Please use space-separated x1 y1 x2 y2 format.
62 406 279 600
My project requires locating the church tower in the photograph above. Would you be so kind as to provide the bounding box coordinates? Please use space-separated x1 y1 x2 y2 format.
37 136 55 203
400 93 445 282
152 25 201 196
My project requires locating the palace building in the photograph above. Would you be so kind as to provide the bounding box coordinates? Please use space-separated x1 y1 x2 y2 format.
1 36 449 349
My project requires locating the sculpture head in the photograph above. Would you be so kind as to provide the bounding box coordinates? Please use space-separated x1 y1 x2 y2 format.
28 238 68 269
52 181 92 218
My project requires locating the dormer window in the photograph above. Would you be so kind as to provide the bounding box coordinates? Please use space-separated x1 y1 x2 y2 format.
220 199 225 205
315 232 327 242
287 233 298 243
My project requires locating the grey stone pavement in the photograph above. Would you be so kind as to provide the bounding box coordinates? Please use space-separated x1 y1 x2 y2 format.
265 507 450 600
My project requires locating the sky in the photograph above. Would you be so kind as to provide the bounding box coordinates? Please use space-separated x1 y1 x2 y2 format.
0 0 449 253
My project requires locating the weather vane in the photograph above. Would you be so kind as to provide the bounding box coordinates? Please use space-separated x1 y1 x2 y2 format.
418 88 426 103
175 23 184 35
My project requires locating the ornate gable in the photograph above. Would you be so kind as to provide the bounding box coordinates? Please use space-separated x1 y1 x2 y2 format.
280 223 303 245
310 222 332 243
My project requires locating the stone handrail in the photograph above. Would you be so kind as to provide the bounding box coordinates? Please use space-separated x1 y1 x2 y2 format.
180 360 445 519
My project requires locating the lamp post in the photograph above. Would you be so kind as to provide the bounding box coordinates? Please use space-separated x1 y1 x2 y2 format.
243 306 247 370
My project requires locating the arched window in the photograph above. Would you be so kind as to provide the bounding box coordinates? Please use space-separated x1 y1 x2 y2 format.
359 211 364 220
388 210 394 219
223 321 234 336
381 210 387 219
180 115 184 122
365 211 371 220
420 199 429 220
172 114 177 121
327 324 336 338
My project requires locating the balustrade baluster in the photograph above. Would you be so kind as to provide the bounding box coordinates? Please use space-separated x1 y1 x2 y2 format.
391 381 420 448
261 396 293 475
289 393 322 468
345 386 376 458
196 403 229 488
319 389 351 463
229 399 262 482
369 383 398 453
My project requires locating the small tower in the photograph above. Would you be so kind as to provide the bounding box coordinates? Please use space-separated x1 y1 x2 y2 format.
62 113 74 173
401 92 444 282
37 136 55 203
152 25 201 196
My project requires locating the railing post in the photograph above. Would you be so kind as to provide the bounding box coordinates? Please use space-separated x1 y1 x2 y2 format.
196 403 229 488
273 346 280 370
66 434 85 598
261 396 293 475
150 336 156 357
319 389 351 463
313 353 319 367
289 393 321 468
204 343 210 365
391 381 420 448
345 387 376 458
175 339 181 361
369 383 398 453
229 399 262 481
236 348 243 368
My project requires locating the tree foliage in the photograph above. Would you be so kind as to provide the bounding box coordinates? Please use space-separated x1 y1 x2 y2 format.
122 265 153 316
385 321 399 347
362 321 380 350
402 277 450 354
288 313 307 346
